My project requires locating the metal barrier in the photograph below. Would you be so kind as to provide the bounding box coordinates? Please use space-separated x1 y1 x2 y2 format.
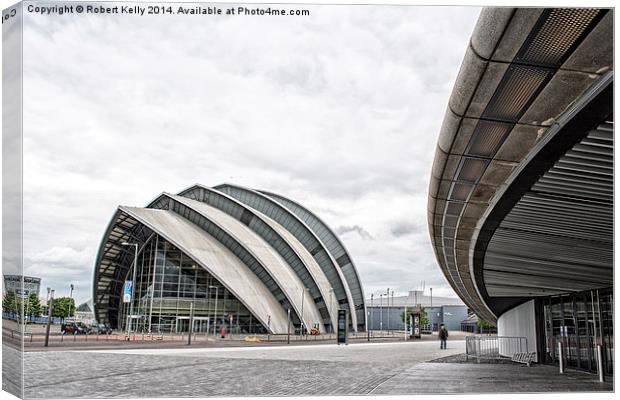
3 328 33 342
466 335 528 362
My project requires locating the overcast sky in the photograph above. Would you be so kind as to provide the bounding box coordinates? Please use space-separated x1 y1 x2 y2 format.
14 3 481 303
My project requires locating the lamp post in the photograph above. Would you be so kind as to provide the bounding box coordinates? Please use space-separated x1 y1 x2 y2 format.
370 294 374 332
287 308 291 344
209 285 219 336
44 289 55 347
386 288 390 333
328 288 334 334
300 288 308 336
380 293 383 335
46 287 51 315
69 284 74 318
390 289 394 334
121 242 138 336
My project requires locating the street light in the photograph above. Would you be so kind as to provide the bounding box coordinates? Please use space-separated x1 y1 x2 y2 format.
379 293 383 334
300 288 309 336
44 289 55 347
69 284 74 318
46 287 51 316
387 288 390 333
121 242 139 337
208 285 219 336
370 293 374 332
328 288 334 333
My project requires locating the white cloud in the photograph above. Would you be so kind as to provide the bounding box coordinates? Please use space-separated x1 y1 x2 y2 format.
17 4 480 302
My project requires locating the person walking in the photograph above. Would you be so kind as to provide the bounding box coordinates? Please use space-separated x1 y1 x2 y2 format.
438 324 449 349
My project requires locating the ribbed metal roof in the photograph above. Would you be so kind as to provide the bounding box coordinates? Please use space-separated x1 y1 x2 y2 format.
93 185 364 332
484 120 613 297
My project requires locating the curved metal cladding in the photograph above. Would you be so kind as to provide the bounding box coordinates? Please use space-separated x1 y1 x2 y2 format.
94 184 362 333
214 183 361 331
95 206 290 333
93 209 155 326
428 8 612 323
176 185 338 330
260 190 367 331
150 193 324 333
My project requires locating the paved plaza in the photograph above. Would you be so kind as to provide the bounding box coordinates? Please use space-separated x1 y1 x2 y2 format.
4 338 612 398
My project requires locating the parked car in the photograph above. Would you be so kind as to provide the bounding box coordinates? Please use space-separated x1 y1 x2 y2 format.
61 321 88 335
90 322 113 335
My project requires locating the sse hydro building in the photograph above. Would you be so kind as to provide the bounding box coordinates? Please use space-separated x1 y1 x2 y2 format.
429 8 613 374
93 184 366 335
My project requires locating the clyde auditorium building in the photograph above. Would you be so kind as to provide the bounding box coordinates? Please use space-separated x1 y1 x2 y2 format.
429 8 612 374
93 184 366 334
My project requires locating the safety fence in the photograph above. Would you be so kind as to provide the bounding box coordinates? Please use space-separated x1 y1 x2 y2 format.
465 335 528 362
5 327 412 347
3 312 63 324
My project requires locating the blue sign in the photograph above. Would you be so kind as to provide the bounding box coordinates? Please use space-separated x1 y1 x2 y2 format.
123 281 132 303
337 309 348 344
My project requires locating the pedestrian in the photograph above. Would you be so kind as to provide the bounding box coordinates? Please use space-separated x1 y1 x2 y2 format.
438 324 448 349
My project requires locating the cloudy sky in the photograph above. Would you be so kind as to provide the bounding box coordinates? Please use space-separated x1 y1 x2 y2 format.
13 2 481 303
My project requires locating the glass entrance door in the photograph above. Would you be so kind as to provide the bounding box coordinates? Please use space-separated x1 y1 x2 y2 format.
542 288 613 375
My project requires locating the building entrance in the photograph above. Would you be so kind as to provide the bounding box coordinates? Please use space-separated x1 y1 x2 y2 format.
175 317 211 333
541 288 613 375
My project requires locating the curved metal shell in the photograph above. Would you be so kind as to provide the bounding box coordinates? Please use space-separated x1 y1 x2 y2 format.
214 183 360 331
260 190 367 330
93 184 364 333
176 185 338 330
95 206 289 333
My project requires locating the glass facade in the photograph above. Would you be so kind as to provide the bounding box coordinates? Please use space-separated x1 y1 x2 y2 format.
541 288 613 375
117 235 267 334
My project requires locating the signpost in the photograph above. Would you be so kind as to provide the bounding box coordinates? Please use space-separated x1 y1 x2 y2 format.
123 280 133 336
123 281 132 303
409 310 421 339
337 309 348 345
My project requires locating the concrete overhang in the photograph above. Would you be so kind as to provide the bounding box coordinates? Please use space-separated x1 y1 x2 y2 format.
428 8 613 323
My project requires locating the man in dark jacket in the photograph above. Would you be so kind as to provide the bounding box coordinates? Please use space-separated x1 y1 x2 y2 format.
438 324 448 349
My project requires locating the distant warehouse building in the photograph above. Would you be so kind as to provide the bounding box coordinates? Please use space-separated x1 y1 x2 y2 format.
366 290 467 332
3 275 41 298
93 184 366 334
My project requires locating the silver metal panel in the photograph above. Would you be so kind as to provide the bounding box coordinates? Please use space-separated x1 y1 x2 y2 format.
104 207 289 333
165 194 325 333
215 183 360 331
176 185 338 329
260 191 367 329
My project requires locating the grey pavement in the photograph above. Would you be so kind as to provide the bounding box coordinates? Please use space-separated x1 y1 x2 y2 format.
8 339 612 398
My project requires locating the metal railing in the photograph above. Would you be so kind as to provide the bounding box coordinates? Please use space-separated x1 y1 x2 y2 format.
466 335 528 362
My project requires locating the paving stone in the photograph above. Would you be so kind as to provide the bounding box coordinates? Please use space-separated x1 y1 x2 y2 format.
8 340 611 398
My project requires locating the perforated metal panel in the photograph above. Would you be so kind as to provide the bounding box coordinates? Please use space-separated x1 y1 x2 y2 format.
482 65 553 122
449 183 473 201
467 121 513 157
516 8 602 67
457 157 489 183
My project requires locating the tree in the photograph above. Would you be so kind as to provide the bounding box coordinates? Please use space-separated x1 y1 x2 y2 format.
477 318 494 333
3 291 18 314
400 307 429 325
51 297 75 319
26 293 41 317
